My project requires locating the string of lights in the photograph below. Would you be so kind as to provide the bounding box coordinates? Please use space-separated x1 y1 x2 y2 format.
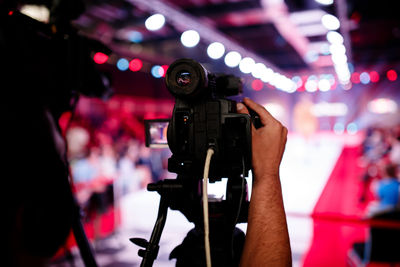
93 51 398 93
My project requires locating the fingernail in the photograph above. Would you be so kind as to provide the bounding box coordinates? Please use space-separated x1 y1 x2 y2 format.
237 103 245 110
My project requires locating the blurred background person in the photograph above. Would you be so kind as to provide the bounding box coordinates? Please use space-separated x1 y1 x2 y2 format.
367 163 400 216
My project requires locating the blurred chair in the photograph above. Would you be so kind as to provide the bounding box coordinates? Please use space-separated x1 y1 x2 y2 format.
348 209 400 267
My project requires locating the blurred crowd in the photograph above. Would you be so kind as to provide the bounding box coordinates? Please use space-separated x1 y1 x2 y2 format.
60 100 172 241
359 124 400 216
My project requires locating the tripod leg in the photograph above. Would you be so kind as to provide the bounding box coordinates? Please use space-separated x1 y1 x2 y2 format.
72 210 98 267
131 197 169 267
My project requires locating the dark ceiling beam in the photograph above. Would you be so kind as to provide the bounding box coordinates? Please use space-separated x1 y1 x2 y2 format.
260 0 316 69
182 0 261 16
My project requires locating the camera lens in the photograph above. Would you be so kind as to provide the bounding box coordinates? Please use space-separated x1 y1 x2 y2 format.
176 71 191 87
166 58 208 100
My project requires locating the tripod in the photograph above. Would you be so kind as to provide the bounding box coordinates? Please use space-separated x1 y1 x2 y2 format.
131 174 249 267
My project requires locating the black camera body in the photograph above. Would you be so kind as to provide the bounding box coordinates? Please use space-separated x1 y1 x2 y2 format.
165 58 252 181
137 59 255 266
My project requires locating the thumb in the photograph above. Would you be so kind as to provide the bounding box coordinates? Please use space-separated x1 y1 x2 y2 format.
237 101 257 133
236 102 249 115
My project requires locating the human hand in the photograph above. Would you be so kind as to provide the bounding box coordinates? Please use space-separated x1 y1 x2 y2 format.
237 97 288 184
237 98 291 267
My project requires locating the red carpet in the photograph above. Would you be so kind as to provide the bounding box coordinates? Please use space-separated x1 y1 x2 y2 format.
302 145 369 267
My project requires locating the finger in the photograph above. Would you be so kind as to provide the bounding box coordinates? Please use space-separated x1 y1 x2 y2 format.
236 102 249 115
243 97 276 126
237 102 257 132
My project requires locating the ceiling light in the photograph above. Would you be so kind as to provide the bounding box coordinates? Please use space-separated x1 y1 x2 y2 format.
315 0 334 5
127 31 143 43
180 30 200 47
251 80 263 91
360 72 370 84
207 42 225 59
305 80 318 92
387 70 398 81
251 63 267 79
145 14 166 31
305 76 318 92
292 76 303 88
329 43 346 55
273 75 296 93
20 5 49 23
311 102 348 117
261 68 274 83
224 51 242 68
331 53 347 64
116 58 129 71
151 65 164 78
326 31 344 44
334 123 345 134
351 72 360 84
369 71 380 82
161 65 169 77
239 57 255 74
93 52 108 64
286 80 297 93
318 79 331 91
129 59 143 72
368 98 398 114
320 43 331 55
347 123 358 135
335 63 350 78
321 14 340 30
304 50 319 63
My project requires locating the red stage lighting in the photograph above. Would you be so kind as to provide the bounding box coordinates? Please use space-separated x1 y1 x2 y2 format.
161 65 169 77
93 52 109 64
369 71 379 82
350 72 360 83
387 70 397 81
251 79 263 91
129 59 143 72
296 76 307 92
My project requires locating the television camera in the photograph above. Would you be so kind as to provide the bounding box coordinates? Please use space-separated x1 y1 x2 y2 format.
134 58 261 267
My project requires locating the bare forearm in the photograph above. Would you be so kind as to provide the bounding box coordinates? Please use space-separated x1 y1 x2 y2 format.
236 98 291 266
240 174 292 267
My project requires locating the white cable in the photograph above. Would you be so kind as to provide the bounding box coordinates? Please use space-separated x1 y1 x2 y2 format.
203 148 214 267
233 157 246 226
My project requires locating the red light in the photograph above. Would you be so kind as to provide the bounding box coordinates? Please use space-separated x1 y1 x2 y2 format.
351 72 360 83
296 76 307 92
8 11 14 16
369 71 380 82
129 59 143 72
387 70 397 81
161 65 169 77
251 79 263 91
350 12 361 24
93 52 108 64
